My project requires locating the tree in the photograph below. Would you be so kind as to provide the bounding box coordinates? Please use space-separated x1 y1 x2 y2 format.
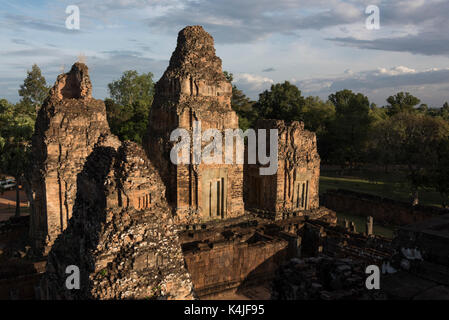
0 99 34 217
327 90 373 169
366 104 392 172
106 71 155 144
18 64 49 114
417 103 429 114
378 113 449 205
223 71 257 131
302 96 335 134
386 92 420 116
253 81 305 122
301 96 336 160
430 137 449 207
439 102 449 121
108 70 154 107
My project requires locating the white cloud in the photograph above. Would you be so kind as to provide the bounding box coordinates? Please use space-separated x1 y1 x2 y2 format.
234 73 274 94
295 66 449 106
376 66 416 76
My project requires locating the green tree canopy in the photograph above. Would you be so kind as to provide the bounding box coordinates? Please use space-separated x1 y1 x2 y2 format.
0 99 35 217
106 70 155 144
386 92 421 116
300 96 336 160
378 112 449 204
439 102 449 121
223 71 257 131
253 81 305 121
430 137 449 207
18 64 49 114
301 96 335 135
108 70 154 107
327 89 373 167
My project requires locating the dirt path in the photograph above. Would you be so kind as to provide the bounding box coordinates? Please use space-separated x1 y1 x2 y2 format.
0 190 29 221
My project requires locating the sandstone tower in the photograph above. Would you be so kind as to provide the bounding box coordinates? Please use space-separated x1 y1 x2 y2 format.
145 26 244 225
245 120 321 220
30 63 111 254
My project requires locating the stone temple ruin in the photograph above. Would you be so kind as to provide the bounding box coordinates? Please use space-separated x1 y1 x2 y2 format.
30 63 112 255
27 25 335 299
145 26 244 225
2 25 449 300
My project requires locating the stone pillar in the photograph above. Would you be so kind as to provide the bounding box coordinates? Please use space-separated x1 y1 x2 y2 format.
366 216 374 236
350 221 356 233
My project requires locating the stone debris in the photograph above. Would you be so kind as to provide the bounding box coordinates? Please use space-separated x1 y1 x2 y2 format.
271 256 387 300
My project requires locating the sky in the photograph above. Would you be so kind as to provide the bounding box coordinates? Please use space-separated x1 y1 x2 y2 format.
1 0 449 107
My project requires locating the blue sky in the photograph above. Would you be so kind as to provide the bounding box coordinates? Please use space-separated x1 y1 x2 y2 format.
1 0 449 107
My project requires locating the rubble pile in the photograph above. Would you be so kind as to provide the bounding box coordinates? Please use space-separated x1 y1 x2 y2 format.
271 256 386 300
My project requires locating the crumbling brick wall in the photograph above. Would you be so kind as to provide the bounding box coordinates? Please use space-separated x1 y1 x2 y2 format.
183 233 290 297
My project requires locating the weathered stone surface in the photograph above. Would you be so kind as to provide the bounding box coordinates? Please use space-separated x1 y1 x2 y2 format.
30 63 111 254
271 256 387 300
26 26 402 301
393 214 449 267
245 120 320 220
145 25 244 225
181 222 291 298
41 137 195 300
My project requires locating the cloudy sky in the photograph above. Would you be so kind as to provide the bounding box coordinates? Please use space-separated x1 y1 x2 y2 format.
1 0 449 107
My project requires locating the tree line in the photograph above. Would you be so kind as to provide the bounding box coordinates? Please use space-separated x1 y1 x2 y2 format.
227 76 449 207
1 65 449 218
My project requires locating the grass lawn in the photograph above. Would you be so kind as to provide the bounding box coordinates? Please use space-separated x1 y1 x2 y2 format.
319 167 444 238
320 168 443 208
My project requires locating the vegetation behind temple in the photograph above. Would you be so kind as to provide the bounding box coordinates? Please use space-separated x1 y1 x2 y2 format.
2 65 449 211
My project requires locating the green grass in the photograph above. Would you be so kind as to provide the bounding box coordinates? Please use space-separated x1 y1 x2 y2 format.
319 168 445 238
320 169 443 208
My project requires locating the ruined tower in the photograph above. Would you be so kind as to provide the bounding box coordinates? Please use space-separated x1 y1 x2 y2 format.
30 63 112 254
30 62 195 299
42 137 195 300
145 26 244 224
245 120 321 220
